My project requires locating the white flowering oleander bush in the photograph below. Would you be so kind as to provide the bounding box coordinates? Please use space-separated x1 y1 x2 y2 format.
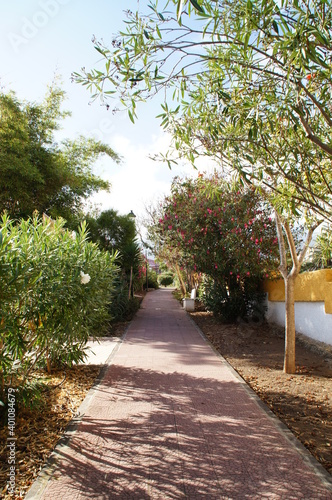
0 214 119 404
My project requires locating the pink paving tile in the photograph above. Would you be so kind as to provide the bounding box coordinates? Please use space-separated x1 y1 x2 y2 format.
26 289 332 499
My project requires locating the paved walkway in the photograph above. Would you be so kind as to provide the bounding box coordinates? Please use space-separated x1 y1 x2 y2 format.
83 337 122 365
27 289 332 499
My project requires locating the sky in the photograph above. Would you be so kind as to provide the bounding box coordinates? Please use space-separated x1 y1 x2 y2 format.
0 0 204 222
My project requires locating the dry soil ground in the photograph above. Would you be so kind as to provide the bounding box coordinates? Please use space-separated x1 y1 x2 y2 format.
190 311 332 478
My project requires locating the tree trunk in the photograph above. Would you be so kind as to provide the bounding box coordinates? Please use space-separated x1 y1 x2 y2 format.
283 274 296 374
278 217 320 373
274 212 299 375
175 263 186 296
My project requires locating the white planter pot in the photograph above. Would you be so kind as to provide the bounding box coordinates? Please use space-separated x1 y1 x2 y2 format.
183 298 195 311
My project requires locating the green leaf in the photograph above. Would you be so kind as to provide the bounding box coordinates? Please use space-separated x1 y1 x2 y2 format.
244 32 250 51
177 0 185 21
189 0 205 14
128 110 135 123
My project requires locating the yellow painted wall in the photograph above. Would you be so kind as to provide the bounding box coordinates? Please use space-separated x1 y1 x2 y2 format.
263 270 332 314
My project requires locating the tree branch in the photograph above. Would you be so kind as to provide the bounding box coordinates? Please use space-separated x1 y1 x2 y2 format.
295 106 332 156
274 210 288 279
282 220 300 276
297 80 332 128
298 221 322 265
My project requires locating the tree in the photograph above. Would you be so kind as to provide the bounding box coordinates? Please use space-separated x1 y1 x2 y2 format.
160 78 327 372
74 0 332 213
74 0 332 372
0 83 120 223
86 209 144 296
86 209 136 253
74 0 332 157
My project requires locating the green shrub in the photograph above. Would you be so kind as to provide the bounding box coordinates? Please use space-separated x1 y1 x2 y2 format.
158 271 174 287
0 214 119 404
172 289 184 302
145 268 159 289
109 276 141 322
200 275 266 323
308 224 332 269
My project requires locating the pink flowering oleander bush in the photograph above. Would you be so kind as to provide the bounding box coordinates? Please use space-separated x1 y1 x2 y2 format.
0 214 119 405
152 174 279 320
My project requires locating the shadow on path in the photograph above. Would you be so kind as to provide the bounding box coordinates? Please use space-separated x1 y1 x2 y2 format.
29 289 332 499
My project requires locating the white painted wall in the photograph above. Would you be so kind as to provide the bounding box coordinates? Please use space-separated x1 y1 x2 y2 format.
266 300 332 345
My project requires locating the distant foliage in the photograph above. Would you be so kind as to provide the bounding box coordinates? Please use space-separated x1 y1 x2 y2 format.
86 209 145 295
309 225 332 269
158 271 174 287
109 276 141 322
146 268 159 289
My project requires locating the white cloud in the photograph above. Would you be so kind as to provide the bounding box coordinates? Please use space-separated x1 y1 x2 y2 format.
89 130 197 217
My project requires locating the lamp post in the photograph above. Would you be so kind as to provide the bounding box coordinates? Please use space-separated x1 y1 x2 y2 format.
145 247 149 292
128 210 136 299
